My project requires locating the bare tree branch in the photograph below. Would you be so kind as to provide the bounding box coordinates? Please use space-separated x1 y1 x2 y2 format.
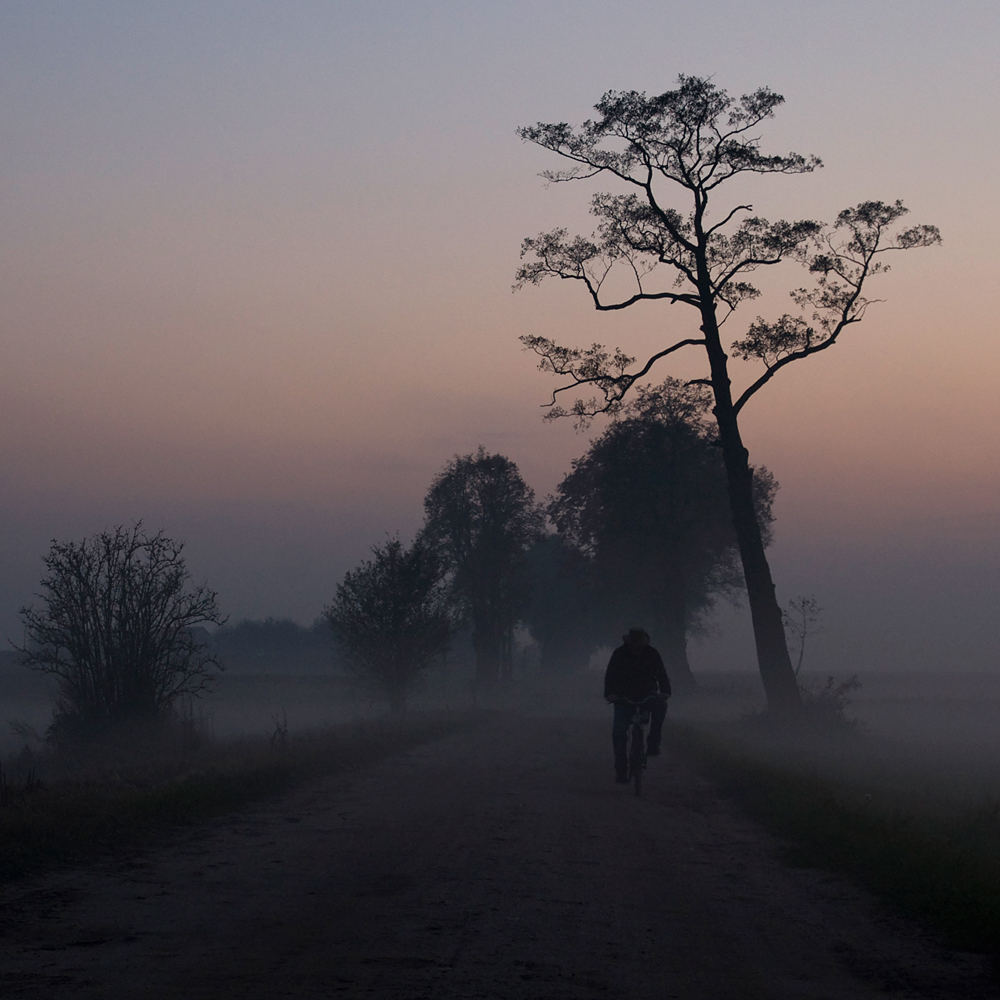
520 335 705 425
731 200 940 413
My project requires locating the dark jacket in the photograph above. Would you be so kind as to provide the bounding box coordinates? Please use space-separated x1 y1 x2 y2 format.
603 644 671 701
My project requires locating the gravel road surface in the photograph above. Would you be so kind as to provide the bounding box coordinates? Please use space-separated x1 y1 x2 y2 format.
0 710 994 998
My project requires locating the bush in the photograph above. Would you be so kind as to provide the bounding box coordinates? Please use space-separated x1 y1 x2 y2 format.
737 673 862 736
17 524 224 736
799 673 862 730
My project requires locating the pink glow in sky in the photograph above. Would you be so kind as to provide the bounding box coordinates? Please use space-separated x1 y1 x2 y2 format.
1 1 998 672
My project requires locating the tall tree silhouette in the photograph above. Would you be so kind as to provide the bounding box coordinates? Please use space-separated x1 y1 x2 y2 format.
422 448 544 685
549 379 776 691
516 76 939 712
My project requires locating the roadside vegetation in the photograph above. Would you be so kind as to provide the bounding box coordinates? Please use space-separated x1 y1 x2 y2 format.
0 709 476 885
3 523 476 884
669 693 1000 956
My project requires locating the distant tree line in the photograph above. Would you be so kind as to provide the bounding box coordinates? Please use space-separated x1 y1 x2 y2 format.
327 377 777 709
210 617 336 675
16 380 778 726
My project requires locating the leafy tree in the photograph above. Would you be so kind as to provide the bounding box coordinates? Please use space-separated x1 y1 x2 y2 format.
16 524 224 735
516 76 939 712
521 534 604 673
549 378 776 691
324 537 451 712
421 447 545 685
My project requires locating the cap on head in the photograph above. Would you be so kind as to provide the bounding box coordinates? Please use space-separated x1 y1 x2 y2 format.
623 627 650 645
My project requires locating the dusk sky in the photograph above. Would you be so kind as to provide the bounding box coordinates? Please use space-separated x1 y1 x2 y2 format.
2 1 998 674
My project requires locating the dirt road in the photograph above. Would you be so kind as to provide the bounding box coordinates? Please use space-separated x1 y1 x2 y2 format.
0 711 994 998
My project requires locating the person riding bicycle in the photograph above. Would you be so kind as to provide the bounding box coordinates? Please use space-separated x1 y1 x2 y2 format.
604 627 671 783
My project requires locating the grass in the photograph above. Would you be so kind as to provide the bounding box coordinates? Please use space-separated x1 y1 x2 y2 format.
0 709 477 884
668 721 1000 956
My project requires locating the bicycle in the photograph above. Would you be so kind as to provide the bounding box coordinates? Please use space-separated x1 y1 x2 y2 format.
612 695 665 796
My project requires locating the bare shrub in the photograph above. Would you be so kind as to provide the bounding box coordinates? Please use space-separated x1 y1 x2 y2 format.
782 595 826 676
16 524 224 739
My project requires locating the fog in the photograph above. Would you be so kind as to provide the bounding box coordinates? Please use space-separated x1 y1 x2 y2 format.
7 637 1000 808
3 4 1000 994
2 494 998 680
691 510 1000 676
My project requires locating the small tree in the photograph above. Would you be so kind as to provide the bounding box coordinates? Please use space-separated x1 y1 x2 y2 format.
782 595 825 676
325 537 451 712
17 524 224 734
421 448 545 685
516 76 940 713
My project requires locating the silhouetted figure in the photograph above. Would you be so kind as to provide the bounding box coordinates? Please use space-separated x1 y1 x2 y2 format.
604 628 671 783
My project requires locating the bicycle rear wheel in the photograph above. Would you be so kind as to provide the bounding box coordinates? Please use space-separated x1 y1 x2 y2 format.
629 722 644 795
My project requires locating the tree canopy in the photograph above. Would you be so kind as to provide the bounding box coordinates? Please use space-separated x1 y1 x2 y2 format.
516 76 939 712
521 533 603 674
325 537 451 712
421 447 545 685
549 378 776 689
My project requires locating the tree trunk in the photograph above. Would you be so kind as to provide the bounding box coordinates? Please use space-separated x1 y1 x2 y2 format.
700 295 802 713
541 635 591 673
660 627 696 694
499 627 514 683
472 620 501 686
719 434 800 711
659 591 697 694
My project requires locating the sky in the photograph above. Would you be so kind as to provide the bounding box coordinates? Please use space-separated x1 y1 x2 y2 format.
1 0 998 675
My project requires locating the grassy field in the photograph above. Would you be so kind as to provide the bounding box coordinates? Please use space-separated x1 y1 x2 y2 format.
670 674 1000 957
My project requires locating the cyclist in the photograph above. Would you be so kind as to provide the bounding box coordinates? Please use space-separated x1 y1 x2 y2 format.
604 627 671 783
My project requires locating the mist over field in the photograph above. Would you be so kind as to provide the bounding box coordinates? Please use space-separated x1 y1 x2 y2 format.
1 3 999 995
2 490 998 678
